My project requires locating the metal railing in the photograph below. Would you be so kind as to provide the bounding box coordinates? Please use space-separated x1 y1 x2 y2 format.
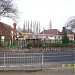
0 52 43 70
0 51 74 70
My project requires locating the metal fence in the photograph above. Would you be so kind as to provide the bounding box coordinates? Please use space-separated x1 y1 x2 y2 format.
0 51 74 71
0 39 63 48
0 39 75 49
0 52 43 70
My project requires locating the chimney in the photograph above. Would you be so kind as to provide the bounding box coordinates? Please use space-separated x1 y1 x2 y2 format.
13 23 16 39
62 27 66 34
13 23 16 33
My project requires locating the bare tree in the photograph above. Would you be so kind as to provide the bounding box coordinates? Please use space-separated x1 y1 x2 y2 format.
22 20 41 34
38 22 40 33
0 0 18 19
22 21 26 32
65 16 75 32
48 20 52 29
17 26 22 33
65 16 75 40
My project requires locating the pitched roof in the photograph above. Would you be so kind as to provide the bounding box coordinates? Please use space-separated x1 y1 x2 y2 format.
40 29 60 34
0 22 13 32
66 29 74 34
59 29 74 35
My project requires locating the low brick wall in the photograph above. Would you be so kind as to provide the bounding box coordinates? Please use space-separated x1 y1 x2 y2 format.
0 46 75 52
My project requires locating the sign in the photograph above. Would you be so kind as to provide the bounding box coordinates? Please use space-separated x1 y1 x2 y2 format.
1 36 5 41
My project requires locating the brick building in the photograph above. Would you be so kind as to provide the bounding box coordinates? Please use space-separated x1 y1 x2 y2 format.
0 22 17 40
0 22 13 40
18 29 62 43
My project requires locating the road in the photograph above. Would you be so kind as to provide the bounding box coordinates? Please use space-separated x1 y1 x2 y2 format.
44 51 75 62
43 51 75 68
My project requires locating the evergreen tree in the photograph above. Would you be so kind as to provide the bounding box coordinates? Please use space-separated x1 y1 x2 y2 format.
62 27 69 44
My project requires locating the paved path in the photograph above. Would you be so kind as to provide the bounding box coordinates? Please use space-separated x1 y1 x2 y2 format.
0 68 75 75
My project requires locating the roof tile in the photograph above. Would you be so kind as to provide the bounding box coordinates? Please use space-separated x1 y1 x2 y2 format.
0 22 13 32
40 29 60 34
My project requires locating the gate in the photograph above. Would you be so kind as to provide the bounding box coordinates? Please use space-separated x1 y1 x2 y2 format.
0 52 43 70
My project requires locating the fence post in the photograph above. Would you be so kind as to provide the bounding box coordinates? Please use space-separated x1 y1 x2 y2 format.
4 53 6 70
42 50 44 70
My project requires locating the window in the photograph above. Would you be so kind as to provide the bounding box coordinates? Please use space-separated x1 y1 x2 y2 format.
0 31 2 34
33 36 36 38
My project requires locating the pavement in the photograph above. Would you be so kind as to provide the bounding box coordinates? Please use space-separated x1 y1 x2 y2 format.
0 68 75 75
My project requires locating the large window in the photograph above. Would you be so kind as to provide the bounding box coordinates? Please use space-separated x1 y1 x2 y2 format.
0 31 2 34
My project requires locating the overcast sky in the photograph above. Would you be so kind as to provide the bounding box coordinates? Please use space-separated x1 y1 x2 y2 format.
1 0 75 31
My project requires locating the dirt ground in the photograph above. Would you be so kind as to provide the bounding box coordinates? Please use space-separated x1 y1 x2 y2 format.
0 68 75 75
